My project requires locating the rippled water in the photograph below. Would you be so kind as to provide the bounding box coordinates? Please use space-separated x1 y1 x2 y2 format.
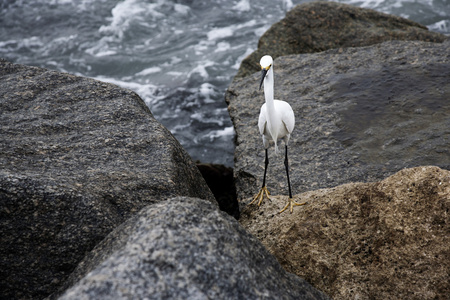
1 0 448 166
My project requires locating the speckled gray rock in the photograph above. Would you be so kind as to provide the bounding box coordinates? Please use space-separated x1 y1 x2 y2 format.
226 40 450 201
0 59 215 299
56 197 329 300
236 1 447 78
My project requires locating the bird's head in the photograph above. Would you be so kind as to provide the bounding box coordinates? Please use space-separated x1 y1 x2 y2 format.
259 55 273 90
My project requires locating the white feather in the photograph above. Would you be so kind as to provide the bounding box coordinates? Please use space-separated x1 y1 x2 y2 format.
258 55 295 154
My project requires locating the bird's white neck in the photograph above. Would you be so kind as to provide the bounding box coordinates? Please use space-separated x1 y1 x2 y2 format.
264 67 275 109
263 66 281 148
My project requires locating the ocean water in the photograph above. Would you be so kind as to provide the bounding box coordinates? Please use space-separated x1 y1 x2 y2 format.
1 0 448 167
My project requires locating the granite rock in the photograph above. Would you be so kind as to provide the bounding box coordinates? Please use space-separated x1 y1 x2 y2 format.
56 197 329 300
226 40 450 202
236 1 447 78
0 60 215 299
240 166 450 299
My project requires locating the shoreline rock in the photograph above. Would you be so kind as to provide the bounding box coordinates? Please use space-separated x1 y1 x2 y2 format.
0 59 215 299
55 197 329 300
235 1 447 78
239 166 450 299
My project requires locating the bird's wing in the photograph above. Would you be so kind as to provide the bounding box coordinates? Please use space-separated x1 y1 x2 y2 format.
258 104 267 135
276 100 295 134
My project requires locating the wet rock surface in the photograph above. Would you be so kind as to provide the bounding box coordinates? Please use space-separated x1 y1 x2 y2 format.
0 59 215 299
226 39 450 201
56 197 329 300
240 166 450 300
235 1 447 78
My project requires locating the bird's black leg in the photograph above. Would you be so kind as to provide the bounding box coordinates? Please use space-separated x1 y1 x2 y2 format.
262 148 269 188
250 148 271 206
284 145 292 198
279 145 307 213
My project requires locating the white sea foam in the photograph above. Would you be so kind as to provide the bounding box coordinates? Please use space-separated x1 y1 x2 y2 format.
95 50 117 57
188 61 215 79
46 61 59 66
194 40 209 55
99 0 165 40
207 27 234 41
166 71 183 77
233 0 251 12
0 39 17 52
232 47 254 69
254 25 270 37
428 20 450 33
174 4 190 15
339 0 386 8
207 126 235 142
21 36 44 50
198 83 217 104
336 0 434 10
191 112 224 126
282 0 294 11
85 35 115 57
207 20 258 41
0 36 45 57
171 122 192 134
215 41 231 52
136 67 162 76
93 75 160 106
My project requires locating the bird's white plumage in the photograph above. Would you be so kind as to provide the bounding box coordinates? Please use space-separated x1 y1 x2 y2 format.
258 55 295 153
251 55 305 213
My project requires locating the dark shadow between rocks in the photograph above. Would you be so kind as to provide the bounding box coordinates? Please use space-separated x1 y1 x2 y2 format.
197 163 239 219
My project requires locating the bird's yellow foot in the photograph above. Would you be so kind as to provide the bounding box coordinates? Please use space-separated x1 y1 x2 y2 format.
279 197 306 214
250 186 271 207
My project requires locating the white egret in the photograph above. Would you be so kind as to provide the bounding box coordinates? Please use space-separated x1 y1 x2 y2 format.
250 55 306 213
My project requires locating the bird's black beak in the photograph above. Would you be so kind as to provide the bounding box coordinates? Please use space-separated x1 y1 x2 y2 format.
259 69 267 90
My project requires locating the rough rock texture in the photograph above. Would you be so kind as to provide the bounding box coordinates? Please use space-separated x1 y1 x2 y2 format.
240 166 450 300
55 197 329 300
0 59 215 299
236 1 447 78
226 40 450 202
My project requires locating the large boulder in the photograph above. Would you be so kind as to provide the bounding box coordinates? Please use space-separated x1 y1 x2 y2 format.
54 197 329 300
240 166 450 299
226 39 450 201
0 59 215 299
236 1 447 78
